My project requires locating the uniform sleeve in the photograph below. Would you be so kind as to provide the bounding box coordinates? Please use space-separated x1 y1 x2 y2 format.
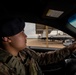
0 62 16 75
24 43 76 65
36 42 76 65
27 46 74 65
37 47 71 65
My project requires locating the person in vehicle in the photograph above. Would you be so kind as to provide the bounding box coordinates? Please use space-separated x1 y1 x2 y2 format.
0 18 76 75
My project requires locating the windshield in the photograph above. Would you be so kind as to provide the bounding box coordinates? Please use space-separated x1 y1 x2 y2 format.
68 14 76 28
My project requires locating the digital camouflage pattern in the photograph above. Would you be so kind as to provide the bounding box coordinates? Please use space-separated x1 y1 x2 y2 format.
0 45 74 75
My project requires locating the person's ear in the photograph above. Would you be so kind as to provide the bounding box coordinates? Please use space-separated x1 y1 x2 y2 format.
2 37 11 42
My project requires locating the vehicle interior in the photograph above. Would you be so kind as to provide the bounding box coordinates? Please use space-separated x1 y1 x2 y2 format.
0 0 76 75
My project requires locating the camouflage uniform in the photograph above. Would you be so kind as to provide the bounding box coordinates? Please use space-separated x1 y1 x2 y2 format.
0 46 73 75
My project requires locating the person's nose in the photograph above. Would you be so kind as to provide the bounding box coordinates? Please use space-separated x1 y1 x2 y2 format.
24 33 27 38
23 31 27 38
25 34 27 38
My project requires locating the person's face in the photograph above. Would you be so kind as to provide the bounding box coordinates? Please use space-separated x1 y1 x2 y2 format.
9 30 27 51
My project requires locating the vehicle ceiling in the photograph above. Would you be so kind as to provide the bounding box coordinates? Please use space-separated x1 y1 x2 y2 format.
0 0 76 37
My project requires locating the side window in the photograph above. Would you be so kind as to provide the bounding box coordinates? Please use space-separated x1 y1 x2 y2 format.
24 22 74 48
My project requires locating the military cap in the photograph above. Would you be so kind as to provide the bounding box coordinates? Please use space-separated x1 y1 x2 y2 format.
0 18 25 37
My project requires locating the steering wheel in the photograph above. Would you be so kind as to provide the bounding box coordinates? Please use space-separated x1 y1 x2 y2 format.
65 51 76 75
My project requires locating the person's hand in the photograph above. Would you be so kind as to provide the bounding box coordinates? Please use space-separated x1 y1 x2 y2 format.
67 42 76 52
